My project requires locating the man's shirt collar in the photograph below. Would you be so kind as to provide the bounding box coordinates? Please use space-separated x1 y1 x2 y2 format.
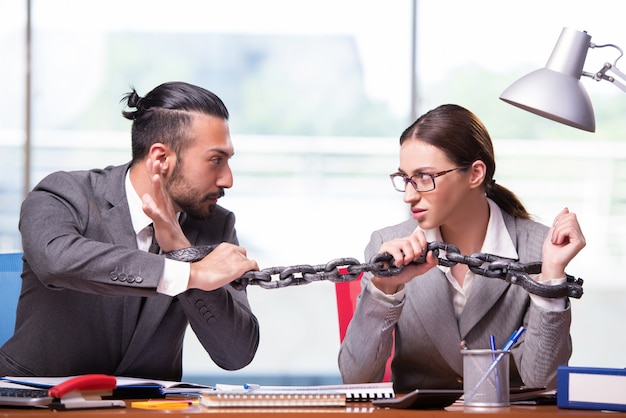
125 170 153 236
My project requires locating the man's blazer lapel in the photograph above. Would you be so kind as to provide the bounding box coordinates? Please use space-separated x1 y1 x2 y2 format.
101 164 136 249
98 164 149 354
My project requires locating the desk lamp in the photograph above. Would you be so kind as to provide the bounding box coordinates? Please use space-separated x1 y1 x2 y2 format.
499 27 626 132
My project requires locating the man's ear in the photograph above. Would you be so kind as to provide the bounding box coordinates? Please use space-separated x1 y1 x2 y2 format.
148 143 174 174
468 160 487 189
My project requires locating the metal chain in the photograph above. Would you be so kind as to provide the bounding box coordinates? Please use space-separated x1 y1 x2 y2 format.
165 241 584 298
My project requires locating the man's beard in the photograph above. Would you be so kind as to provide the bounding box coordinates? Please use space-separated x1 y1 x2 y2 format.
165 164 225 221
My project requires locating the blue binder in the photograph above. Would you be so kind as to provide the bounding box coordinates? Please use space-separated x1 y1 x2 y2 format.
557 366 626 412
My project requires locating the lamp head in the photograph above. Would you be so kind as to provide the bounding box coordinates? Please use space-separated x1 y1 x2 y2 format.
500 27 596 132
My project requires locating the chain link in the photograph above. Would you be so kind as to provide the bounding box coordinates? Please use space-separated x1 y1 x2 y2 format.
165 241 584 298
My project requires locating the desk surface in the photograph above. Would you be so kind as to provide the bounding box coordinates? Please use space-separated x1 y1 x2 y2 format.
0 403 617 417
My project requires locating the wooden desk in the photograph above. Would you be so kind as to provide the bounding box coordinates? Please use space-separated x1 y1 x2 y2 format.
0 403 616 417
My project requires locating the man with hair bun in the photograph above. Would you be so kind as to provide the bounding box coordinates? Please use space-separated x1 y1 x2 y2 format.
0 81 260 381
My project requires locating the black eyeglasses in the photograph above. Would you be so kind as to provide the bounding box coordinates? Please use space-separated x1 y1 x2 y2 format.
389 167 467 192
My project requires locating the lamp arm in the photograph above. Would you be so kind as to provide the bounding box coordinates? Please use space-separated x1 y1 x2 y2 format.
585 62 626 93
585 42 626 93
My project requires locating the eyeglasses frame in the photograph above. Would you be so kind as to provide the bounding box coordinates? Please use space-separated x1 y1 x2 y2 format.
389 166 469 193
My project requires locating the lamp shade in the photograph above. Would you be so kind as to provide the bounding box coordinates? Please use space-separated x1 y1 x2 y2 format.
500 27 596 132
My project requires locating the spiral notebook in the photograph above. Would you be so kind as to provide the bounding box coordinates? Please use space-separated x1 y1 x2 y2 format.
200 382 394 408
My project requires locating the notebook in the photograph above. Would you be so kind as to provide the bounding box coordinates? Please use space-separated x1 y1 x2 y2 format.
1 375 211 397
201 392 347 408
200 382 394 408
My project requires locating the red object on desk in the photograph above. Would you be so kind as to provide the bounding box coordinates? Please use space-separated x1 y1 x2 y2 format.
335 273 392 382
48 374 117 398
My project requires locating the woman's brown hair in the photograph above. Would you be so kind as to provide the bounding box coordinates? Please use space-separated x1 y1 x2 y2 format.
400 104 530 219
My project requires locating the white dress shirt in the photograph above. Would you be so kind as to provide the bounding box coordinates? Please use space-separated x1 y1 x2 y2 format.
125 172 190 296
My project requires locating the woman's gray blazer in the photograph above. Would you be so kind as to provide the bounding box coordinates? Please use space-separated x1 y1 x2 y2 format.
339 211 571 392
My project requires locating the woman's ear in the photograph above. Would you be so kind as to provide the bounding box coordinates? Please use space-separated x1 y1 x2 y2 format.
468 160 487 189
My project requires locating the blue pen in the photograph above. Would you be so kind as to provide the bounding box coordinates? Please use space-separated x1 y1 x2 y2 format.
490 335 502 403
501 326 526 351
243 383 260 391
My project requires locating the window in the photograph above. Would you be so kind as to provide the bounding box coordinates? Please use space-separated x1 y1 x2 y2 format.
2 0 625 384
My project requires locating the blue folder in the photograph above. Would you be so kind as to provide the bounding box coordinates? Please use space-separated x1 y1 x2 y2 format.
557 365 626 412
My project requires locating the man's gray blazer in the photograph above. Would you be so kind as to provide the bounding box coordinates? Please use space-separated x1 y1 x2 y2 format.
339 212 572 392
0 163 259 380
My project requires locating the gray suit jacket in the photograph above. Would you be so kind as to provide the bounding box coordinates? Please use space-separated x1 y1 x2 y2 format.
338 212 572 392
0 163 259 380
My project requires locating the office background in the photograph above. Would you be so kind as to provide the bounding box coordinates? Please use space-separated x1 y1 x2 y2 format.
1 0 625 385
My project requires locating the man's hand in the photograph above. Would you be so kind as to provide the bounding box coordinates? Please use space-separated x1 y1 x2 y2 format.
141 158 191 252
371 229 438 294
188 243 259 291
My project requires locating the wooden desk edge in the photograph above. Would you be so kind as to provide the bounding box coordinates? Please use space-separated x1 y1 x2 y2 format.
0 402 617 416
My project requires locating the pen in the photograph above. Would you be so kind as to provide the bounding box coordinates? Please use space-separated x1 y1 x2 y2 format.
243 383 261 391
490 335 502 403
501 326 526 351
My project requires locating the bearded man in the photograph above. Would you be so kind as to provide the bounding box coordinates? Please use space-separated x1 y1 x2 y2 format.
0 82 260 380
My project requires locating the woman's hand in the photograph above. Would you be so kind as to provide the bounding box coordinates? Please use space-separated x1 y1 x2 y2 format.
541 208 586 280
371 229 438 294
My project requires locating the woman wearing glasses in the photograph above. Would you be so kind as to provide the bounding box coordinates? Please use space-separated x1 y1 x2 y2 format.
338 104 586 392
